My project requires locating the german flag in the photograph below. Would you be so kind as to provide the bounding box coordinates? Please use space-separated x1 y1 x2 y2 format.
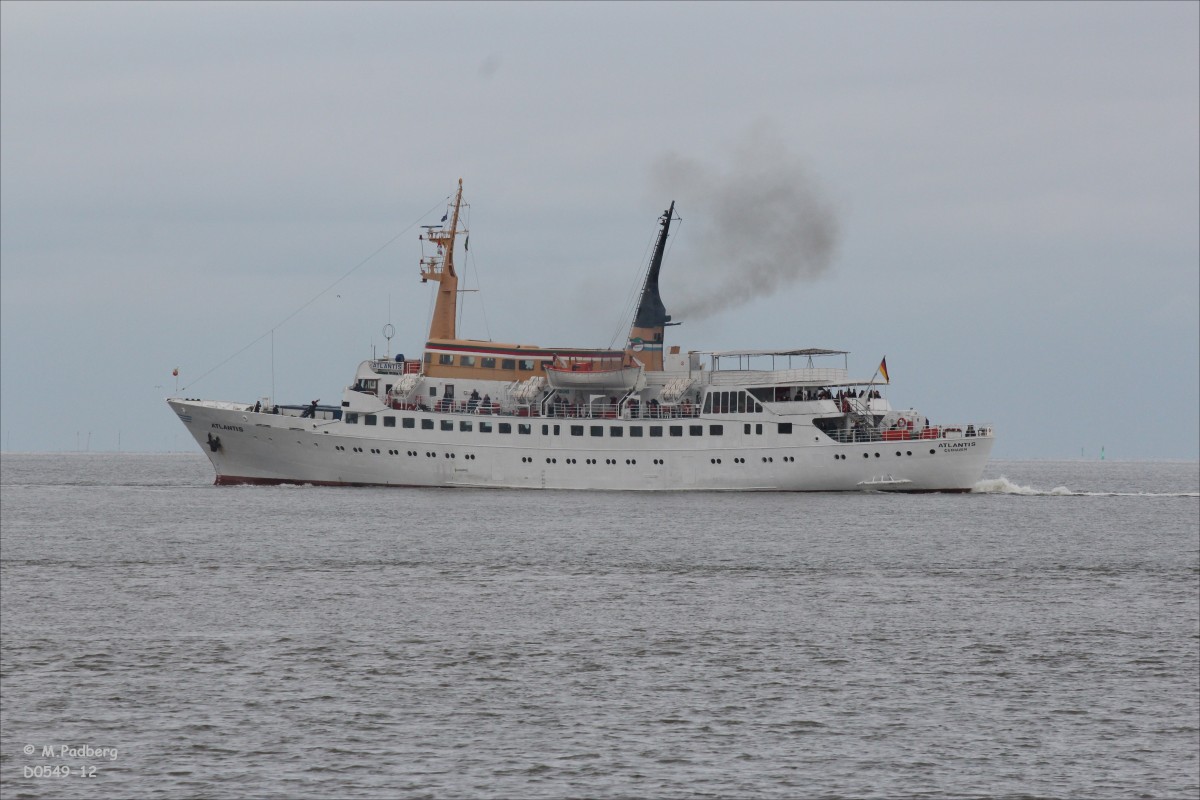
878 357 889 384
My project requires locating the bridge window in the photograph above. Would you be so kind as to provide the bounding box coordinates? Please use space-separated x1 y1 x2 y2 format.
438 354 453 365
501 359 516 370
482 357 496 369
519 359 535 371
460 356 476 367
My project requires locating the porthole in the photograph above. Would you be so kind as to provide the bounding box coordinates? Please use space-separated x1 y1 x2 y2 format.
863 453 869 459
930 449 935 455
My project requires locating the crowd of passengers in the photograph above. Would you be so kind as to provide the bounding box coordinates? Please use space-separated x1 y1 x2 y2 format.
781 387 883 401
389 390 700 419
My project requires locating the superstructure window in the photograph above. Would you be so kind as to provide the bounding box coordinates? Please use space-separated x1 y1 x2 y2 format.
519 359 535 371
518 424 531 435
501 359 516 370
438 354 453 365
460 356 476 367
384 417 396 428
402 418 415 428
610 427 623 437
421 419 434 430
689 425 703 436
441 421 453 431
630 427 643 437
570 425 583 436
365 415 377 426
480 421 493 433
459 421 472 432
649 426 663 438
591 426 603 437
482 357 496 369
709 425 723 436
778 423 792 434
345 413 358 424
669 426 683 437
499 423 512 434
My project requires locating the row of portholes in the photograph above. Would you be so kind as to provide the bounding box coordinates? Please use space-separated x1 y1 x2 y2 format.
526 457 645 466
708 456 798 465
834 450 936 460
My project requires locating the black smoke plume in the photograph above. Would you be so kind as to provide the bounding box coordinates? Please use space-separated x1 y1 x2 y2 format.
650 126 839 320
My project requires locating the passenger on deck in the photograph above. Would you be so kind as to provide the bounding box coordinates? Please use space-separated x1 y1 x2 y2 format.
300 399 319 418
468 390 480 413
480 394 492 414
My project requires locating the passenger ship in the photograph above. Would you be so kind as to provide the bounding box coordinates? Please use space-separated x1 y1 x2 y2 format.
168 181 994 491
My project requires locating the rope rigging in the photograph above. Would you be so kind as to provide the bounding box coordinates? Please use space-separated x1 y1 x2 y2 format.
181 196 449 393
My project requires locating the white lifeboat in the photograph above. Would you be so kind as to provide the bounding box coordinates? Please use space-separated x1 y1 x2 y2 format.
545 359 644 391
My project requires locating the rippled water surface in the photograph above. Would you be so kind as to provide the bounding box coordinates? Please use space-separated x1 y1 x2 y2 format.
2 454 1197 798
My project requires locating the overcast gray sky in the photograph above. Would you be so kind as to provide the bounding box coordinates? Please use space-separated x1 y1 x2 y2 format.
2 1 1197 460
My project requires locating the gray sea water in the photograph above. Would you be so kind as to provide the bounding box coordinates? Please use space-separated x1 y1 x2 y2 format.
1 453 1197 799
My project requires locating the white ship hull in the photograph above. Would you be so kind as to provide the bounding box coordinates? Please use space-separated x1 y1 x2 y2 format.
169 399 993 492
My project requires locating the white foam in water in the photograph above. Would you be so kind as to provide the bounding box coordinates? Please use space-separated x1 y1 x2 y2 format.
973 476 1198 498
973 477 1074 495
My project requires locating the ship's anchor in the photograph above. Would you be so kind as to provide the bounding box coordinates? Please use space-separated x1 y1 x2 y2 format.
206 433 222 452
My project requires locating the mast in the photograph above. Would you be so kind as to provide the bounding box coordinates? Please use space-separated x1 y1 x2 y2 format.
626 202 675 371
420 179 466 341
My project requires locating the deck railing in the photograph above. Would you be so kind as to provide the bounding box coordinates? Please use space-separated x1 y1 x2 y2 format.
822 424 994 444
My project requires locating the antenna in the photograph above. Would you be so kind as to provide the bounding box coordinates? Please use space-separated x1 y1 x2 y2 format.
383 323 395 357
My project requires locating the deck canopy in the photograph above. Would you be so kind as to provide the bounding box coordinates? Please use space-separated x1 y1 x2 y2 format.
697 348 850 372
699 348 848 358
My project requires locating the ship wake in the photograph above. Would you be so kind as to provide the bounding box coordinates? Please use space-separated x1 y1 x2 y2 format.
973 476 1198 498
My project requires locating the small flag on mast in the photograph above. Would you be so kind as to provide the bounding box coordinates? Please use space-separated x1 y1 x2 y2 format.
878 357 889 383
441 212 448 223
172 367 179 377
